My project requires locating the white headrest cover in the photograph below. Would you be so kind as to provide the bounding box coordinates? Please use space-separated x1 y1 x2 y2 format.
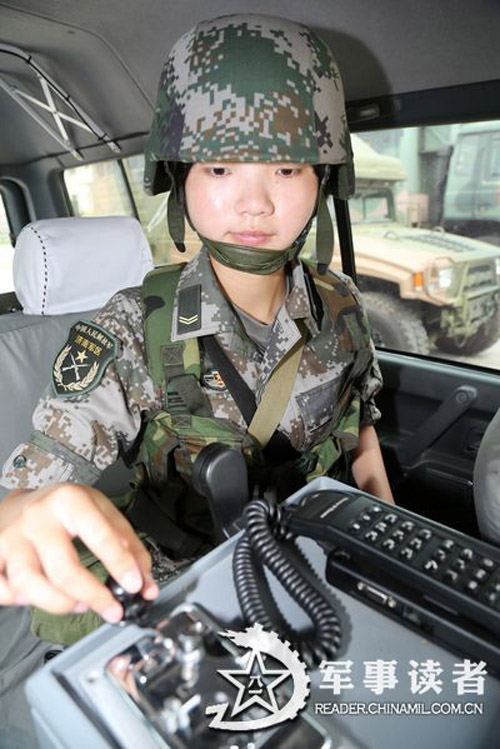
14 216 154 315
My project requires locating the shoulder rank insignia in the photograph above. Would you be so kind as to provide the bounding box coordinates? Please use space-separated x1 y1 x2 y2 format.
177 284 201 335
52 321 118 398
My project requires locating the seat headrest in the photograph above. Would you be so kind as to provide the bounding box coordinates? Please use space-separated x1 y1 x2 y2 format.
14 216 154 315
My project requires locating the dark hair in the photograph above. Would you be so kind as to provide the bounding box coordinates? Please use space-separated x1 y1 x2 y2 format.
313 164 327 181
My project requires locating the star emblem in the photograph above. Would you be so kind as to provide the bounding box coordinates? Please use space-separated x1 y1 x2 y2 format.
218 649 290 717
75 349 88 364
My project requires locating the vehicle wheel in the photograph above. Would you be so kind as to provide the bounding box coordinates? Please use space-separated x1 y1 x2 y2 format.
434 309 500 355
362 291 430 354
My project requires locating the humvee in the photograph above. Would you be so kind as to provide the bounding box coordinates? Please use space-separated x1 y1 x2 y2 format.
339 136 500 355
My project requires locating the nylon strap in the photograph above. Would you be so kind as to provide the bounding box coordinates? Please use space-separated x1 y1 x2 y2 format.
166 164 186 254
247 322 306 449
201 335 256 425
201 335 299 462
200 235 298 275
142 264 186 386
316 184 335 275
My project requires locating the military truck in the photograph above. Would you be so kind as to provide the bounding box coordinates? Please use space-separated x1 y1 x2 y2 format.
331 135 500 355
442 120 500 246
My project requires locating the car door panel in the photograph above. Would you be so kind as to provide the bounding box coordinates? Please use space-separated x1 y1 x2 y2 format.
376 350 500 536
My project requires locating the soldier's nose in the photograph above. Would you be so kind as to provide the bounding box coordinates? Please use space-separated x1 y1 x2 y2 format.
235 178 274 216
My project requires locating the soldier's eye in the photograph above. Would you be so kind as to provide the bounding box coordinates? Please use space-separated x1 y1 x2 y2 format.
208 167 229 177
277 167 300 177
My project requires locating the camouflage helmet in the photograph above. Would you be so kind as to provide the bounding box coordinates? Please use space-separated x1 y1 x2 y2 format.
143 13 355 200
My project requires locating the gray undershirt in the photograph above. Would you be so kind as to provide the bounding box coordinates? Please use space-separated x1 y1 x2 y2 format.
233 275 291 353
234 305 273 352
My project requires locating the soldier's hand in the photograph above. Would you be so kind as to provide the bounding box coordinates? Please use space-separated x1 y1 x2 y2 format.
0 483 159 622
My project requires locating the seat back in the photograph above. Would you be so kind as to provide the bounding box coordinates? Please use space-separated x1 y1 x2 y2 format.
474 409 500 546
0 216 154 499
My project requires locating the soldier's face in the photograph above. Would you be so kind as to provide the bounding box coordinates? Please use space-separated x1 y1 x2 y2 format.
185 162 318 249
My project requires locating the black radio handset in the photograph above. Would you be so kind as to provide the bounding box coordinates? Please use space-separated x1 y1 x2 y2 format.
287 488 500 675
192 442 250 542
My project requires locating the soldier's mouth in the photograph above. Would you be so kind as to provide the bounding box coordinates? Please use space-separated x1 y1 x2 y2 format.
230 232 274 246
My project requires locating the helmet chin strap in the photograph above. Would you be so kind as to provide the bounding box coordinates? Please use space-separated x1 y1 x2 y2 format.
165 162 187 254
167 187 186 253
165 163 334 275
315 181 335 275
198 230 309 275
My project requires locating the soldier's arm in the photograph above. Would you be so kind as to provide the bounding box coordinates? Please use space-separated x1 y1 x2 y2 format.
351 424 394 504
0 289 160 618
2 288 155 490
336 273 394 502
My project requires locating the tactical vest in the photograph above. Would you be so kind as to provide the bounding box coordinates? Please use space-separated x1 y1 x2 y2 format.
125 260 369 561
30 259 369 646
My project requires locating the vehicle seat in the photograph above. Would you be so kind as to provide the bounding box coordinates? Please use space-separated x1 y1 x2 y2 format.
473 409 500 546
0 215 154 500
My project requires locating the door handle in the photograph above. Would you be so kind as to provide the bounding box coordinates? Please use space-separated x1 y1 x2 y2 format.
397 385 478 466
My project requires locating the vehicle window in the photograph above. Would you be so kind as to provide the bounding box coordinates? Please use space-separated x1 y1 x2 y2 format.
486 134 500 181
348 122 500 371
64 160 135 218
65 155 201 266
350 190 393 222
122 154 200 265
0 195 14 293
454 134 480 178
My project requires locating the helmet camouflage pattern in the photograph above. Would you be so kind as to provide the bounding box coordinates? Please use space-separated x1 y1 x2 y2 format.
144 14 354 199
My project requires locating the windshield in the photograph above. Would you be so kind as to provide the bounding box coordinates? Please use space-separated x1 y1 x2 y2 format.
350 187 396 223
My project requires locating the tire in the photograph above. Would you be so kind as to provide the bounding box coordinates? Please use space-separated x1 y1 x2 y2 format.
362 291 431 355
434 309 500 355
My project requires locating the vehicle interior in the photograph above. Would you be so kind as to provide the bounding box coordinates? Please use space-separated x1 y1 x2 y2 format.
0 0 499 549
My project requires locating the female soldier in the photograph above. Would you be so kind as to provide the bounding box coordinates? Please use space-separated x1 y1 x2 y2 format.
0 11 392 690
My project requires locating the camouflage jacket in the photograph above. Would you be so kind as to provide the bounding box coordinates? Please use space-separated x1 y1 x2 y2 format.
1 246 382 493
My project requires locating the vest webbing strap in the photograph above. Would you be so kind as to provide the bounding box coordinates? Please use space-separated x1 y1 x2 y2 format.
247 322 306 449
143 263 186 387
202 334 299 462
201 335 255 424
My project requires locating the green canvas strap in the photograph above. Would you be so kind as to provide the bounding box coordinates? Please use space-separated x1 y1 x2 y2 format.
142 263 186 387
247 321 306 449
315 184 335 275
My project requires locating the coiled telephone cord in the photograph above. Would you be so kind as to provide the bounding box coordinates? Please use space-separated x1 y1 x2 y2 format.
233 497 342 667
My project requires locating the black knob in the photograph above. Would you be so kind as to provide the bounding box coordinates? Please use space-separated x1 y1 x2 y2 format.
104 575 149 623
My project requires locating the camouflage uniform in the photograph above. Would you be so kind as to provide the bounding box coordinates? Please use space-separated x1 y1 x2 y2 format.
2 246 381 494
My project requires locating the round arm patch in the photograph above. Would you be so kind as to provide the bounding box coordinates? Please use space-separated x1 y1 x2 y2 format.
52 320 118 398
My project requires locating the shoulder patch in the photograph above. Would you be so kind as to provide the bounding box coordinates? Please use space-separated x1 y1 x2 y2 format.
52 321 118 398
